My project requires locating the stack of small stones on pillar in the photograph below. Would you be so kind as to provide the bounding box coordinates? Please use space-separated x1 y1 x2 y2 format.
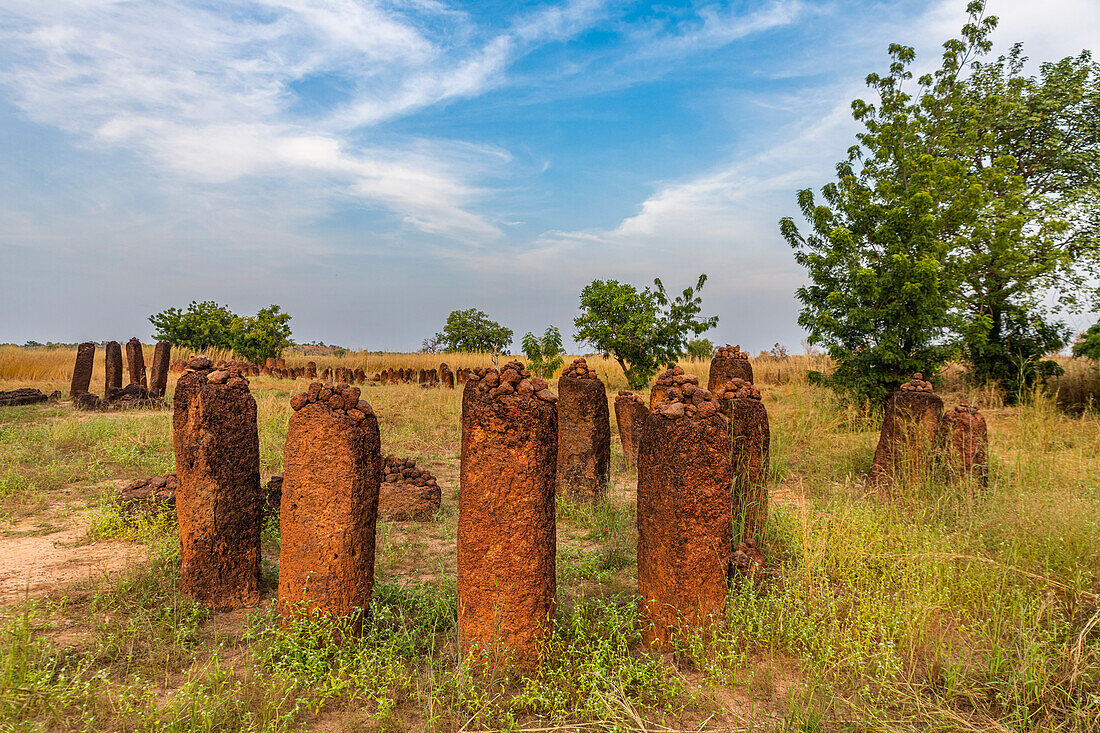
937 403 989 486
439 363 455 389
280 381 380 622
715 377 769 585
69 342 95 399
637 366 731 647
707 344 753 391
613 390 648 468
556 358 610 501
149 341 171 397
868 373 944 492
458 361 558 668
173 356 262 610
378 456 441 520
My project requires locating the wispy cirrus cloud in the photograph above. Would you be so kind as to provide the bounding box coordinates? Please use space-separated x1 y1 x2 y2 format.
0 0 618 242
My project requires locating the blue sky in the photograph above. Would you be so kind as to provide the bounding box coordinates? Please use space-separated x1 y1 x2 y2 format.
1 0 1097 352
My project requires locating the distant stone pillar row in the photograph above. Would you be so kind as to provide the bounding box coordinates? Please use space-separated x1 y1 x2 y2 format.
126 337 147 388
638 367 731 649
69 342 95 398
279 382 381 622
556 357 610 501
104 341 123 399
173 357 262 610
150 341 171 397
458 362 558 668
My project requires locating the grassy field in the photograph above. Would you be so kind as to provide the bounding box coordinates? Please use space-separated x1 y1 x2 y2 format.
0 349 1098 731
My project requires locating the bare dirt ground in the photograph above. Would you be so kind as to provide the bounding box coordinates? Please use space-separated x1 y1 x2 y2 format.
0 503 147 602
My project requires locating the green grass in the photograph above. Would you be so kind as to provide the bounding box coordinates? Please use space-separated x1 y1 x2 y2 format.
0 377 1097 731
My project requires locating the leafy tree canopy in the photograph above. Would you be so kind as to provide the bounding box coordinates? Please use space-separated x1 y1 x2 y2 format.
521 326 565 379
149 301 236 353
573 275 718 390
686 338 715 360
149 301 293 363
781 0 1099 404
230 305 293 365
1072 323 1100 361
435 308 513 359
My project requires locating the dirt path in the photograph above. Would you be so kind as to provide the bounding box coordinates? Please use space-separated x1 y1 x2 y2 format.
0 510 147 602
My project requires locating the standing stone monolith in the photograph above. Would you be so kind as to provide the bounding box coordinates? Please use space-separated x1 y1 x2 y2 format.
707 344 753 391
69 342 95 399
458 361 558 668
556 358 611 501
638 366 731 648
868 373 944 492
279 382 381 621
613 390 648 469
173 357 262 610
149 341 171 397
715 378 770 551
937 404 989 487
305 361 317 379
440 363 455 389
104 341 123 399
125 338 147 387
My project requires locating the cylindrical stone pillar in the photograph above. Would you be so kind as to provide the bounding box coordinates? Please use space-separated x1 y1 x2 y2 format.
707 344 753 391
458 361 558 668
173 357 262 609
440 363 455 389
104 341 122 399
125 337 147 387
937 404 988 487
279 382 380 621
149 341 171 397
69 342 95 398
715 378 770 548
613 390 648 469
868 373 944 491
556 358 610 501
638 367 731 648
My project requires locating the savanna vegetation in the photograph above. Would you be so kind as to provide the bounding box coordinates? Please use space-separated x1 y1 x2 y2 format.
1 344 1098 731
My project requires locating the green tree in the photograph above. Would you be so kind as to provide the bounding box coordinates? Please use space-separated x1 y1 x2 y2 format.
573 275 718 390
685 338 715 360
1073 322 1100 361
781 1 1100 403
149 300 236 352
436 308 513 362
229 305 293 365
521 326 565 379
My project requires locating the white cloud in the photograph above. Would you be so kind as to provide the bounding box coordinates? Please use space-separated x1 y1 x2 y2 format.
0 0 612 243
